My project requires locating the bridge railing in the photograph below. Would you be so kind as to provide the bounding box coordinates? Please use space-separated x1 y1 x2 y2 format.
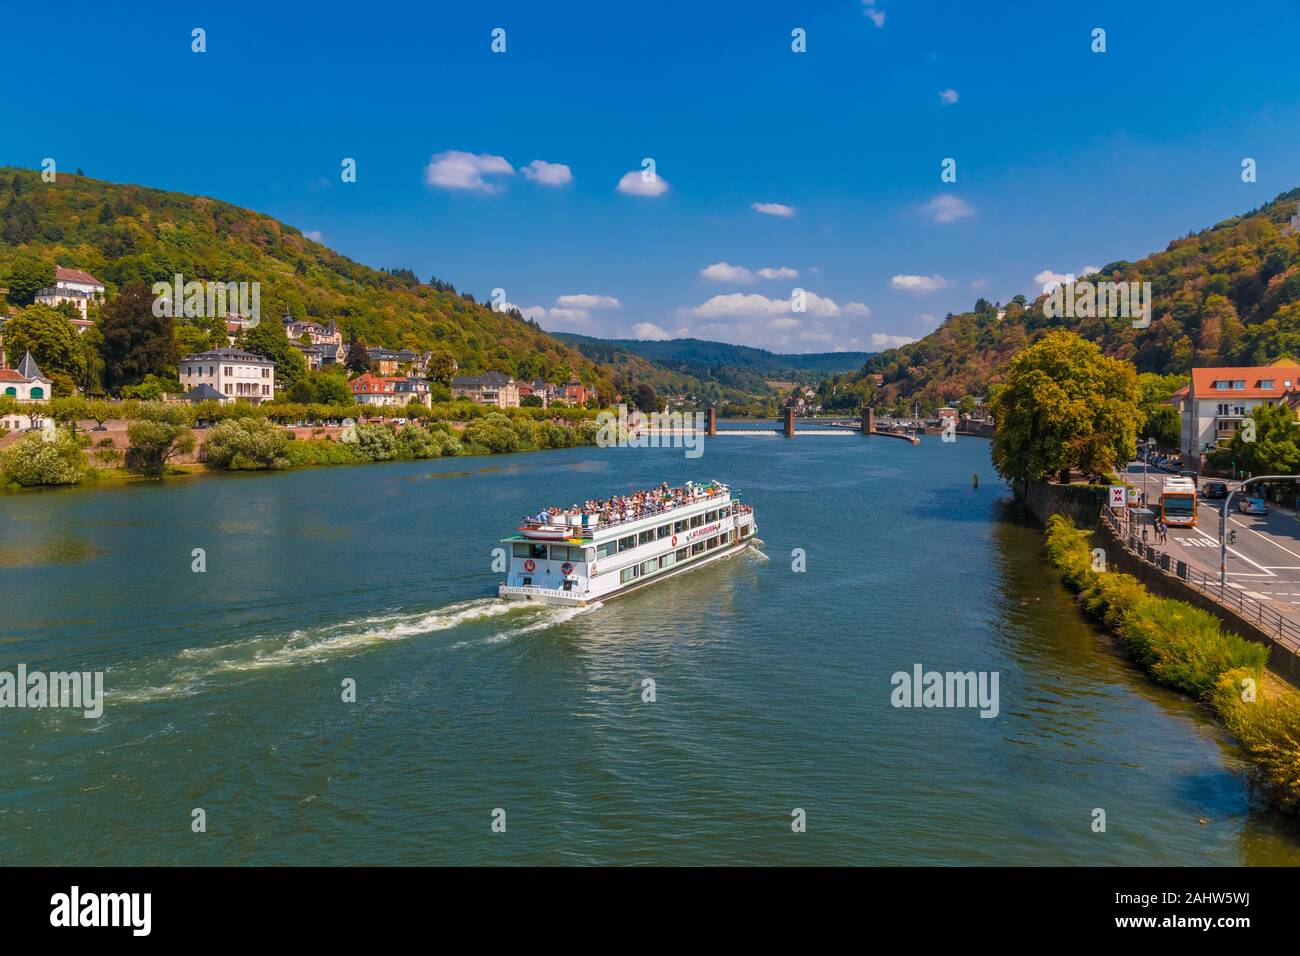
1099 506 1300 652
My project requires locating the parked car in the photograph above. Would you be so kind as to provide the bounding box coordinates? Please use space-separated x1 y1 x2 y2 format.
1202 481 1229 499
1238 497 1268 516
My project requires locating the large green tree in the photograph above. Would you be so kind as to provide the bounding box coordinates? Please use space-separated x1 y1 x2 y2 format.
3 256 54 307
3 304 86 388
241 320 307 391
990 331 1140 483
99 283 179 392
1211 402 1300 477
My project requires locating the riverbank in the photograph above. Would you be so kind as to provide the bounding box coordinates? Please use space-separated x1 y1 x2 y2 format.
1044 514 1300 814
0 408 604 493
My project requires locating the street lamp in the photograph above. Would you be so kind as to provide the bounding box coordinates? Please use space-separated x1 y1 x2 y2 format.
1220 474 1300 587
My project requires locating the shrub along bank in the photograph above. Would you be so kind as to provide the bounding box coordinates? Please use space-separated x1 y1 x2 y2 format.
1045 514 1300 811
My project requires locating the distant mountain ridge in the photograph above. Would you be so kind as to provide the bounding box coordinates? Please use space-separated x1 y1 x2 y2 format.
554 333 872 375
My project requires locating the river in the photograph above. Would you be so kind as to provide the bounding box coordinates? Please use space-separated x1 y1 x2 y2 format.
4 428 1300 864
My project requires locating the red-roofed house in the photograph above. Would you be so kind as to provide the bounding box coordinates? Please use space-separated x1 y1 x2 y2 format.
1180 364 1300 467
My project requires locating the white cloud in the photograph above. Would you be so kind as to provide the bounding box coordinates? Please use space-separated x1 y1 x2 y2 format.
423 150 514 192
677 290 872 351
751 202 796 217
871 332 916 349
616 170 669 197
701 262 755 283
919 194 974 223
758 266 799 280
891 274 951 293
686 291 859 320
521 159 573 186
938 89 959 105
555 293 620 309
632 322 675 340
303 230 323 243
861 0 886 27
1035 266 1103 292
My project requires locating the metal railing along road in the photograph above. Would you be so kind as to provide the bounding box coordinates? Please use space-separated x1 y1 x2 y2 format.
1099 506 1300 652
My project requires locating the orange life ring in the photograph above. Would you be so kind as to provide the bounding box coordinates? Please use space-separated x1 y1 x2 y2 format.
671 535 678 546
523 559 536 572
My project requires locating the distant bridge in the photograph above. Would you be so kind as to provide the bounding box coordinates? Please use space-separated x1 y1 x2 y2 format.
704 409 921 444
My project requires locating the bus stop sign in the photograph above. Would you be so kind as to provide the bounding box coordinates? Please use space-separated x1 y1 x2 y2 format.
1109 486 1126 509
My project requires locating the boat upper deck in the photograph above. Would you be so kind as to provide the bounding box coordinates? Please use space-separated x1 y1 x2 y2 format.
513 480 743 541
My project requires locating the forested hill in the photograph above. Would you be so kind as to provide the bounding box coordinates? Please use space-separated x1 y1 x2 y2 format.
556 333 872 375
859 187 1300 412
0 167 616 397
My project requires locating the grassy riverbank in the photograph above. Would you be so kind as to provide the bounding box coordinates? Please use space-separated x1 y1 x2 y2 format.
1045 514 1300 813
0 405 604 492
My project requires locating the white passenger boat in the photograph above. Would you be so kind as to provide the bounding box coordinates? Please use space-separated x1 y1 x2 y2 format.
499 480 760 606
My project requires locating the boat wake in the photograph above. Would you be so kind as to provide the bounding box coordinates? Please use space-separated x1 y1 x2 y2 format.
110 598 594 704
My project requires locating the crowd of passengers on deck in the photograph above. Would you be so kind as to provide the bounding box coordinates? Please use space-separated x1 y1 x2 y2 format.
526 481 728 527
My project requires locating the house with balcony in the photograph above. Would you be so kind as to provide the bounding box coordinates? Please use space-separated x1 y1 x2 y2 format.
1178 364 1300 468
34 266 106 320
451 371 520 408
284 312 345 364
178 348 276 404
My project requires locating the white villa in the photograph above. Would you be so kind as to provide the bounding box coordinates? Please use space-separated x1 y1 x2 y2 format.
178 347 276 404
35 266 106 320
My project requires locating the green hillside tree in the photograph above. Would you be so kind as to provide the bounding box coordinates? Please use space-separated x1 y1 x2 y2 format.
4 256 54 307
3 304 86 386
241 319 307 392
990 331 1140 483
99 284 179 392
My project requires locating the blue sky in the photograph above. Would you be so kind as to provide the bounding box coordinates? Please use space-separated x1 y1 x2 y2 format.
5 0 1300 352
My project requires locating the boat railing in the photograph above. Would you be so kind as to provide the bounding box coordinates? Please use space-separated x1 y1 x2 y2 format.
521 493 737 538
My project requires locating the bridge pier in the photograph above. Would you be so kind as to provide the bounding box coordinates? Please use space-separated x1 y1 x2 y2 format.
706 406 717 437
783 406 795 437
861 407 875 434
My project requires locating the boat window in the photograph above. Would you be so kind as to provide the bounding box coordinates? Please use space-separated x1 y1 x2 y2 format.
550 545 567 561
585 548 596 563
674 520 686 533
690 515 703 528
706 536 719 549
620 566 638 584
706 510 717 522
596 541 613 559
691 542 705 555
660 552 676 569
657 524 672 539
641 559 657 575
638 530 655 546
522 577 532 587
675 548 687 561
529 543 548 559
512 543 531 558
618 536 636 553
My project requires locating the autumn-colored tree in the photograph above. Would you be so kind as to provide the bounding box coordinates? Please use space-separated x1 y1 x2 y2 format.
990 331 1140 483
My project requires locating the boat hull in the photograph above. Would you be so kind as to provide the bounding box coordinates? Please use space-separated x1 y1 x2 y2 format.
499 538 758 607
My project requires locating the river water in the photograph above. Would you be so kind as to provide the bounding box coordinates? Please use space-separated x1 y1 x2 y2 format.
4 428 1300 864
